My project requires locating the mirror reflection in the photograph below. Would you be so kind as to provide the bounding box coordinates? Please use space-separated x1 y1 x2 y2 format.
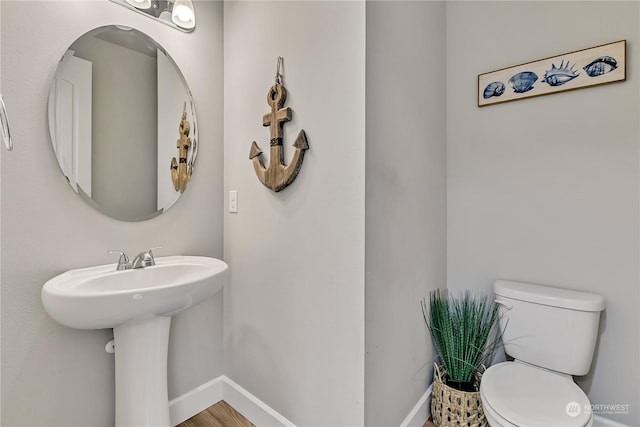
48 25 197 222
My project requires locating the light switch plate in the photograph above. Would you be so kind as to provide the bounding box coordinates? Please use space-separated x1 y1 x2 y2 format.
229 190 238 213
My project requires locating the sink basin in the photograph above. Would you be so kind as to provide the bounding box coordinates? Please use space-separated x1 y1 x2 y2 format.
42 255 228 329
41 255 228 427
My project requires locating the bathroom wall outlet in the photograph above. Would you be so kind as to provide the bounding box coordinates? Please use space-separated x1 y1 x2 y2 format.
229 190 238 213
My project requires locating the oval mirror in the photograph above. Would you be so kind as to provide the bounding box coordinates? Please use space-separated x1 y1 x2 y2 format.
48 25 197 221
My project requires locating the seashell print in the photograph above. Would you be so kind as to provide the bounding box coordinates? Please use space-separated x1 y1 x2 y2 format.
483 81 505 99
583 56 618 77
541 60 579 86
508 71 538 93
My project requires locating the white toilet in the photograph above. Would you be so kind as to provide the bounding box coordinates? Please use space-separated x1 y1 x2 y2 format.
480 280 605 427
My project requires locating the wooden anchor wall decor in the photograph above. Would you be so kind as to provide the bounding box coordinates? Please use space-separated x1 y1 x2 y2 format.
249 57 309 192
170 102 193 193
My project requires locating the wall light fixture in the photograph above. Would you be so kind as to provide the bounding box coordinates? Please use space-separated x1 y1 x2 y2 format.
109 0 196 33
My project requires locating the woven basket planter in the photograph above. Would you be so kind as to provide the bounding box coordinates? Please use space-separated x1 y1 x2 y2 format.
431 364 488 427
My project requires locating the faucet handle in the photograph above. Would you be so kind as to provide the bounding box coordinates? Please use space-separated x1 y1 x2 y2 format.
108 250 131 270
149 244 163 253
147 245 163 262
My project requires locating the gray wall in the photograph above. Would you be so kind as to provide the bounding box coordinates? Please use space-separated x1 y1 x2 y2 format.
0 1 224 425
447 2 639 425
223 1 366 425
365 2 446 425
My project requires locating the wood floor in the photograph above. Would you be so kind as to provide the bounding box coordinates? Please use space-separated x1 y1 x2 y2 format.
423 417 437 427
176 401 254 427
177 400 435 427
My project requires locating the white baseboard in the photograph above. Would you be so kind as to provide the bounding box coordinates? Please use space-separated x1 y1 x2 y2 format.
170 378 629 427
169 375 296 427
399 384 433 427
169 377 224 426
221 376 297 427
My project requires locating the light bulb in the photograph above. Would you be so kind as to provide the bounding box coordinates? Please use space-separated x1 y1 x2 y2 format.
171 0 195 29
126 0 151 9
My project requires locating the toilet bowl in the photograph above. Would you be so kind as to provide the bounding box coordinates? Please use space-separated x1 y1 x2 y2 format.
481 280 604 427
480 362 593 427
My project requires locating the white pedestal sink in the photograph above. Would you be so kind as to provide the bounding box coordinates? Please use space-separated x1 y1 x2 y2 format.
41 256 228 427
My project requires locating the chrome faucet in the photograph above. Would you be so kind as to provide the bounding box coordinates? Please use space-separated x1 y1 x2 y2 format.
108 250 131 270
131 246 162 269
131 250 155 269
109 246 162 270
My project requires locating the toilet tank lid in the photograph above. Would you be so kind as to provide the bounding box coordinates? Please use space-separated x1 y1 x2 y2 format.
494 280 605 312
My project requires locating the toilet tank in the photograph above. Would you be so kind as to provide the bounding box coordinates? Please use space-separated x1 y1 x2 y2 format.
494 280 604 376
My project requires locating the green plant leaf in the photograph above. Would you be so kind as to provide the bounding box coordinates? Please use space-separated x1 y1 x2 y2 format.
422 289 503 385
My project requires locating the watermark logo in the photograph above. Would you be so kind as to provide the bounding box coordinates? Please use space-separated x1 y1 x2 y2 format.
566 402 581 417
590 403 630 416
566 401 630 417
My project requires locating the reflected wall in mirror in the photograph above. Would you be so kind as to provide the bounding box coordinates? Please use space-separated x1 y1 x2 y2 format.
48 25 197 222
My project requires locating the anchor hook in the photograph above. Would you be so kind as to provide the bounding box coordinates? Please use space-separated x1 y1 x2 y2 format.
275 56 284 86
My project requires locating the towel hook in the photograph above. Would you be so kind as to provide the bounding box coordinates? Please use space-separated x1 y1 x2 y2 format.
0 93 13 151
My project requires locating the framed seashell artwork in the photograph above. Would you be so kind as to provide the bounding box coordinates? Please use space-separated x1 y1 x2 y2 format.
478 40 625 107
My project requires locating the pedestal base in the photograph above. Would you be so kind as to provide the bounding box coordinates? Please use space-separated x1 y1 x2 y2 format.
113 316 172 427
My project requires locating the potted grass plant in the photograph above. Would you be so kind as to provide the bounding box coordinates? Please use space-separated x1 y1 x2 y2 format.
421 289 502 427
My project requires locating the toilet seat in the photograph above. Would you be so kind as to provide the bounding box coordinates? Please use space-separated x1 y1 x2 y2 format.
480 362 592 427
